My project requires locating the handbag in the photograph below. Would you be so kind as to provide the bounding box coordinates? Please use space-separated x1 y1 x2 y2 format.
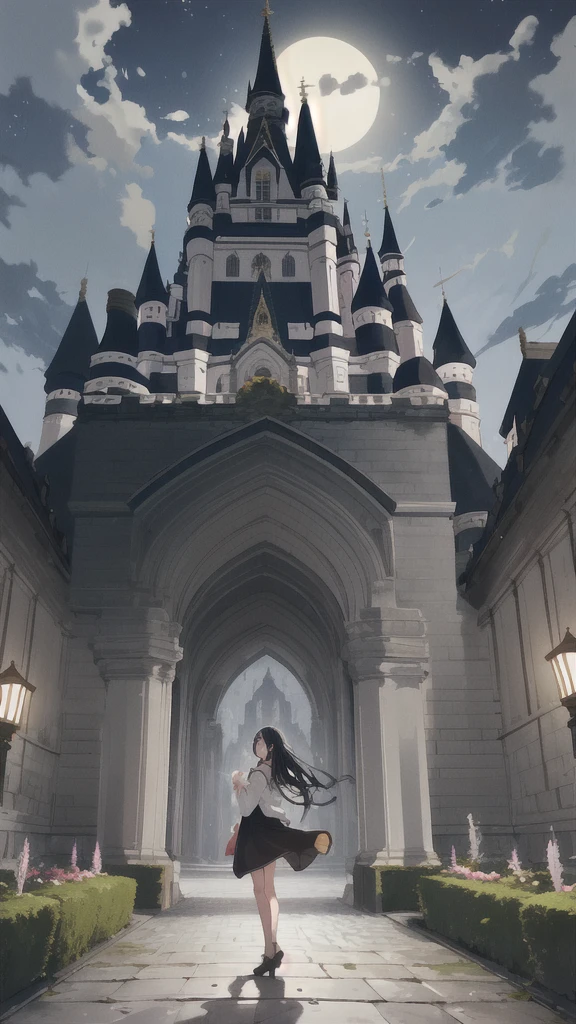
225 821 239 856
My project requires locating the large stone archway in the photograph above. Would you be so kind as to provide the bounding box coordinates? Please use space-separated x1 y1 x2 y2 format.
81 419 439 902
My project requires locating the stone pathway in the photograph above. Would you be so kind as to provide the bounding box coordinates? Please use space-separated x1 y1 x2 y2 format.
7 871 567 1024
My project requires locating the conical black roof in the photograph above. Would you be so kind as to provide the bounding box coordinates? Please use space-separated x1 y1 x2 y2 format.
188 144 216 209
252 15 284 98
135 241 168 308
388 283 423 325
433 299 476 368
214 149 234 185
393 356 445 392
343 200 351 228
293 101 324 189
378 206 402 259
44 282 99 394
351 244 393 313
327 152 338 200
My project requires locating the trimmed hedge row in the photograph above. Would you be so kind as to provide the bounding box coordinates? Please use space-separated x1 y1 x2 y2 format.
0 875 136 1002
353 863 439 913
0 894 59 1002
104 863 166 909
418 875 576 1000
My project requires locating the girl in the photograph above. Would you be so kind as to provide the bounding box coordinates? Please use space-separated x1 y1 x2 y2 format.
230 726 353 978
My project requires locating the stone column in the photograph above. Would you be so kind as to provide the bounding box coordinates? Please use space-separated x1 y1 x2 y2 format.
90 608 183 890
344 583 439 869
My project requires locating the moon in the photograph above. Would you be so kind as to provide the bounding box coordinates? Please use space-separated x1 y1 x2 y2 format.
277 37 380 154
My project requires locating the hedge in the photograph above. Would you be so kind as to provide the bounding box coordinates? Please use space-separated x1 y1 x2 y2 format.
104 863 166 909
522 893 576 999
418 875 530 975
0 894 59 1001
353 863 439 913
418 875 576 1001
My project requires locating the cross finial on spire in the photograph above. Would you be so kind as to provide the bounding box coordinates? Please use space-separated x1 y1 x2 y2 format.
79 277 88 301
299 77 313 103
261 0 273 16
362 210 370 239
200 136 206 150
438 266 446 301
381 167 388 208
150 227 155 245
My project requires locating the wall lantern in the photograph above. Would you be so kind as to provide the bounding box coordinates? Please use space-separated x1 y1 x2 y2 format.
545 628 576 757
0 661 36 805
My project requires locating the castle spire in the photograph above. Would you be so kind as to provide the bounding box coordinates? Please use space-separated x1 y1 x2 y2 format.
188 143 216 210
43 279 98 397
293 100 324 191
327 152 338 200
135 235 168 309
252 3 283 100
432 298 476 369
378 205 402 260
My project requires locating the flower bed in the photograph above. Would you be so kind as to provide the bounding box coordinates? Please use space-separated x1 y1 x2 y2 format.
0 876 136 1001
418 874 576 999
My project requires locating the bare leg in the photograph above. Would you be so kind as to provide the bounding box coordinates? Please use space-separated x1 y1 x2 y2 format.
263 861 279 950
251 867 275 959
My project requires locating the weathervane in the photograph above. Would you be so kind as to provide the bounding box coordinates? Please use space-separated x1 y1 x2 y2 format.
381 167 388 208
299 77 313 103
261 0 273 17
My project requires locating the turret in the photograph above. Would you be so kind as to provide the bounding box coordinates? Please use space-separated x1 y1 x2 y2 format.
432 297 481 445
327 153 339 201
377 182 423 360
392 356 447 398
36 278 98 458
336 201 360 339
183 139 215 350
85 289 149 396
135 233 168 382
351 244 398 390
214 114 235 216
293 92 325 196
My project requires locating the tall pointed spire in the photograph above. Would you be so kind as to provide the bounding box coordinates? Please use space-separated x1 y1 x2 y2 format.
44 279 99 395
351 244 392 315
433 298 476 369
188 140 216 210
378 205 402 260
293 100 324 190
327 152 338 200
252 5 283 99
135 237 168 309
214 113 235 186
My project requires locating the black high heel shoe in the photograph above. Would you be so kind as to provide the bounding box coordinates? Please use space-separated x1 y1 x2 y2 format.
253 953 277 978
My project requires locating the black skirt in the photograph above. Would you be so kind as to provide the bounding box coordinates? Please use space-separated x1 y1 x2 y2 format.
233 804 333 879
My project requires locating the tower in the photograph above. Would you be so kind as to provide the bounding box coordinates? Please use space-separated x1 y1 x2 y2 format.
36 279 98 458
432 296 481 445
350 242 399 393
377 182 423 361
135 234 169 386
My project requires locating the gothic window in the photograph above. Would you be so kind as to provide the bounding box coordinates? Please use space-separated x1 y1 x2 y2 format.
251 253 271 279
255 169 271 201
282 253 295 278
256 207 272 221
226 253 240 277
215 376 223 393
254 367 272 378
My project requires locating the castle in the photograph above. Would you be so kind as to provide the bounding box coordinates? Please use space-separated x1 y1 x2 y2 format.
0 7 574 905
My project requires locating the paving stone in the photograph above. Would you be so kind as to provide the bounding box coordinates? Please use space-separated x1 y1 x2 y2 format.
0 1005 126 1024
136 965 198 979
423 980 519 1001
443 1003 565 1024
375 1005 457 1023
408 964 498 982
321 963 416 979
309 950 388 964
114 978 188 999
69 965 140 982
253 1000 387 1023
37 982 123 1002
175 1001 257 1022
365 980 444 1002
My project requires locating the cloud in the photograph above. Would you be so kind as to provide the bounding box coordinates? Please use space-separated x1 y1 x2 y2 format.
166 101 248 155
509 15 538 58
319 72 369 97
510 229 551 303
407 51 424 64
0 186 25 228
425 198 443 209
338 155 385 174
477 264 576 355
319 74 339 97
433 230 519 290
523 17 576 176
162 110 189 122
120 183 155 249
136 67 146 77
398 159 465 210
340 73 369 96
76 0 131 71
76 63 159 171
0 256 73 361
386 55 402 64
504 140 563 191
378 77 391 88
0 77 89 185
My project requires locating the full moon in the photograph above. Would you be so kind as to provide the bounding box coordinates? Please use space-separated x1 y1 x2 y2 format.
277 37 380 155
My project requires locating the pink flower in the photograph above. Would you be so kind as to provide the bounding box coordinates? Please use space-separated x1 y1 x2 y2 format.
71 841 78 869
16 838 30 896
92 841 102 875
561 884 575 892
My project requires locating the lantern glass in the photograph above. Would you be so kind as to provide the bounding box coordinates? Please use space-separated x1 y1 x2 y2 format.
550 652 576 700
0 679 28 727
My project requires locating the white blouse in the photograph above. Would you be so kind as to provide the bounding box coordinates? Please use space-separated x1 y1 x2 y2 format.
234 763 290 824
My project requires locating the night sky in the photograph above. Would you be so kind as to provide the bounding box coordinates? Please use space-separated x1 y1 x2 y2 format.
0 0 574 464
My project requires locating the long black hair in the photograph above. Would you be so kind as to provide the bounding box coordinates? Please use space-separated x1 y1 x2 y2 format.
253 726 354 822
